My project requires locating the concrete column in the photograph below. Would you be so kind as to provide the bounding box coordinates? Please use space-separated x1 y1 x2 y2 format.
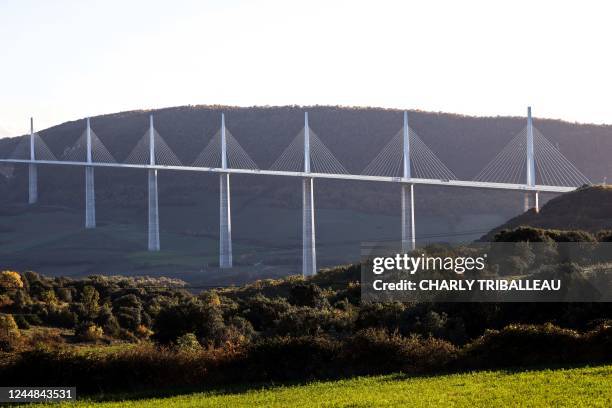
148 115 160 251
302 177 316 276
28 117 37 204
148 169 160 251
85 167 95 228
401 112 415 252
302 112 317 276
219 173 232 268
219 113 233 268
28 164 37 204
401 184 416 252
85 118 96 228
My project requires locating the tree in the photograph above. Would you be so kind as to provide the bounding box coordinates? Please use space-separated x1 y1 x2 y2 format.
112 294 142 331
97 304 120 336
0 314 21 351
289 283 328 308
75 321 103 342
175 333 202 352
153 298 225 345
81 286 100 319
0 271 23 291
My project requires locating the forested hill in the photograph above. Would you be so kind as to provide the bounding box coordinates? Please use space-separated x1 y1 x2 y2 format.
480 186 612 241
0 105 611 215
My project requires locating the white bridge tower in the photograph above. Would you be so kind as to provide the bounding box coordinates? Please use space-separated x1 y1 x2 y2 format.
219 113 233 268
302 112 317 276
148 115 160 251
401 111 416 252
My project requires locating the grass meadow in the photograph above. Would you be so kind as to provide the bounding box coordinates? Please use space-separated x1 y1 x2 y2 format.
30 364 612 407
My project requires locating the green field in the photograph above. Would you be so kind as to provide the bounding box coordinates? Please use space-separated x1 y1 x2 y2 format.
34 365 612 407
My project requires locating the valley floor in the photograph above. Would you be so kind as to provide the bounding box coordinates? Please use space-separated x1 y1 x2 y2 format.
34 364 612 407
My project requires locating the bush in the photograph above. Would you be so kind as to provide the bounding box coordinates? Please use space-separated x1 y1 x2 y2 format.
153 299 225 346
0 271 23 290
135 324 153 339
175 333 202 352
0 314 21 351
276 307 352 337
241 295 291 332
13 315 30 330
459 323 584 368
288 283 328 308
75 322 104 342
342 328 457 374
241 336 340 381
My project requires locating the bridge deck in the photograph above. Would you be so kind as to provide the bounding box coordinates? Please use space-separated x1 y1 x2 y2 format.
0 159 576 193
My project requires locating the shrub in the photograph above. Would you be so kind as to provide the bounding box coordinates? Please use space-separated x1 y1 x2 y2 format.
112 294 143 331
241 295 291 332
242 336 340 381
81 286 100 319
175 333 202 352
13 315 30 330
276 307 352 337
135 325 153 339
75 322 104 342
288 283 328 308
153 299 226 346
0 314 21 351
342 328 457 374
459 323 583 368
0 271 23 290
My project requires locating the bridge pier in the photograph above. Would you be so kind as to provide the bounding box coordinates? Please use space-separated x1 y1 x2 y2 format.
85 167 95 228
401 112 415 252
401 184 415 252
28 164 37 204
219 113 233 268
219 173 233 268
147 115 160 251
148 169 160 251
302 177 316 276
302 112 317 276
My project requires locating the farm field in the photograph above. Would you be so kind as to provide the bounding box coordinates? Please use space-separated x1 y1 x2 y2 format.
33 365 612 407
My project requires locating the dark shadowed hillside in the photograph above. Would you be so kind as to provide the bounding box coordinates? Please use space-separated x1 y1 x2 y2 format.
480 185 612 241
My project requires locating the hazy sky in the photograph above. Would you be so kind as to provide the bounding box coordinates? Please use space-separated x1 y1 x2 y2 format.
1 0 612 136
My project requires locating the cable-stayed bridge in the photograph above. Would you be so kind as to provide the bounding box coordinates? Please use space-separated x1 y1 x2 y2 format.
0 108 590 276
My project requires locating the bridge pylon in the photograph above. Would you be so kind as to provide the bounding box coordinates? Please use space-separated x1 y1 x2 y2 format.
148 115 160 251
219 113 233 268
401 112 416 253
302 112 317 277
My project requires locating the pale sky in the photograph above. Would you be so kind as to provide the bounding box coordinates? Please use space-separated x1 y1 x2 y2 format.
1 0 612 136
